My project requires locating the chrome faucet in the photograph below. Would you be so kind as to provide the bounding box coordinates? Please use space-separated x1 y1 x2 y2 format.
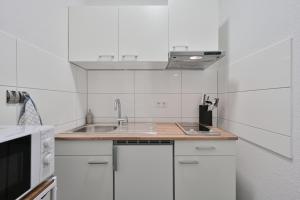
114 98 128 126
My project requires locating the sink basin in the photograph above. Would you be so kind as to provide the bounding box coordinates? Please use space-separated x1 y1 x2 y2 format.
73 125 118 133
70 123 157 134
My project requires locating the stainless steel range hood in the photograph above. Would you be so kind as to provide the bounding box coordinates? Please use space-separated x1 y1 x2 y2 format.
166 51 225 70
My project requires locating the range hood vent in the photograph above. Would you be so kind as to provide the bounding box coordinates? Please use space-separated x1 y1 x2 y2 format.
166 51 225 70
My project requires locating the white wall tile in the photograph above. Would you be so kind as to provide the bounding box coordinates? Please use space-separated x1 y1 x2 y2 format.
0 86 17 125
228 88 291 136
135 70 181 93
181 94 202 118
218 93 229 119
55 121 78 133
217 58 229 93
87 69 218 122
0 31 16 86
0 1 89 131
220 118 292 158
17 40 76 92
135 94 180 118
88 71 134 93
182 69 217 93
19 88 77 126
228 39 291 92
88 94 134 118
218 0 299 198
94 117 135 123
134 117 180 123
75 66 88 93
74 93 87 120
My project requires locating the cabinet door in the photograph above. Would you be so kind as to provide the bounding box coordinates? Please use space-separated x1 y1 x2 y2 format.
169 0 219 51
115 145 173 200
119 6 168 62
69 7 118 61
175 156 236 200
55 156 113 200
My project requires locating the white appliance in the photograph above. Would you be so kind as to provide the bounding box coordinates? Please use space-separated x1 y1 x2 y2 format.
0 126 55 200
114 141 173 200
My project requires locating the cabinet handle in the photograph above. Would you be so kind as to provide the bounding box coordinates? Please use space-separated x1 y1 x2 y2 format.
172 45 189 51
195 146 216 151
179 160 199 165
113 146 118 171
121 54 138 61
98 55 115 61
88 161 109 165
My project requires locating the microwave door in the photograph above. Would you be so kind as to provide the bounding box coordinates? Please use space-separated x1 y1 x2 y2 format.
0 142 8 199
0 135 31 200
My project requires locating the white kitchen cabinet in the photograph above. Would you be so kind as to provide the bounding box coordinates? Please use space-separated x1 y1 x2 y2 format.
69 6 168 69
69 6 118 61
119 6 169 62
169 0 219 51
175 141 236 200
55 141 113 200
56 156 113 200
175 156 235 200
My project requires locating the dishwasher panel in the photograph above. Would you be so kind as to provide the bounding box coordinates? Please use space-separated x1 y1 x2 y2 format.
114 141 173 200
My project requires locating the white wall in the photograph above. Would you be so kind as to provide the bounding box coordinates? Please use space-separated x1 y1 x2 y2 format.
0 0 88 132
87 69 218 123
218 0 300 199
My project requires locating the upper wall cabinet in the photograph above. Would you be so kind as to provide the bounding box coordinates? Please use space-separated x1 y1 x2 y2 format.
119 6 168 62
69 6 168 69
69 7 119 62
169 0 219 51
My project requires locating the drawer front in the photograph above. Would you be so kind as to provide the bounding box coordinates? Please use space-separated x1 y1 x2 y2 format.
175 141 236 156
55 140 112 156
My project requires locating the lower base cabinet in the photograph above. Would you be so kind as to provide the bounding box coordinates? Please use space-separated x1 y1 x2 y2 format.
175 140 236 200
55 140 113 200
55 140 236 200
175 156 236 200
55 156 113 200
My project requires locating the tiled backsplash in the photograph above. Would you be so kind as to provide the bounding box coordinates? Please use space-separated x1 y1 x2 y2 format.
217 38 292 158
87 70 218 123
0 28 218 130
0 31 87 131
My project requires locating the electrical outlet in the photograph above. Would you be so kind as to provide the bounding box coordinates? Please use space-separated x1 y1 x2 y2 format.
156 101 167 108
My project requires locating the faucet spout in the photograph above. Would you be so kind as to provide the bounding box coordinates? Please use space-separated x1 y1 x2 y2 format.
114 98 122 119
114 98 127 125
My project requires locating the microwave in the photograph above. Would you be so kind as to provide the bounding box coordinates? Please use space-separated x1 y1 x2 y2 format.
0 126 55 200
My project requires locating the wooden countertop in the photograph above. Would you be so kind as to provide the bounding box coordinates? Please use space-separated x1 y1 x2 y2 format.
55 123 238 141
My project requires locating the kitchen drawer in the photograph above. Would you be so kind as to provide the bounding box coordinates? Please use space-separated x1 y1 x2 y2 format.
55 140 112 156
175 141 236 156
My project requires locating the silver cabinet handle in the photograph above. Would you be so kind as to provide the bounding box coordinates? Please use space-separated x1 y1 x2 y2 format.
172 45 189 51
179 161 199 165
88 161 109 165
195 146 216 151
121 54 138 61
113 146 118 171
98 55 115 61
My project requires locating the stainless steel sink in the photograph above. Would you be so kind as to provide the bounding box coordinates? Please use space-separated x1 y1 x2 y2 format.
70 123 157 134
73 125 118 133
